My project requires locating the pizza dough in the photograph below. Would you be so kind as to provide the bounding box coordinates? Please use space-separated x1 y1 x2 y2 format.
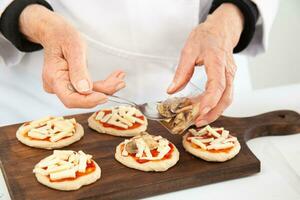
115 132 179 172
88 106 148 137
183 125 240 162
33 150 101 191
16 116 84 149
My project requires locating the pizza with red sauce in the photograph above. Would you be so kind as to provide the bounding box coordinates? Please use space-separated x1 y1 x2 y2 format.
115 132 179 172
16 116 84 149
183 125 241 162
88 106 148 137
33 150 101 191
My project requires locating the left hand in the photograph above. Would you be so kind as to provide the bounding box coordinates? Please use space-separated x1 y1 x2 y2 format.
167 3 244 127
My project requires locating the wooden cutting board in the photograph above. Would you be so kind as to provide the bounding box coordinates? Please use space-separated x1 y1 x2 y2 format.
1 110 300 200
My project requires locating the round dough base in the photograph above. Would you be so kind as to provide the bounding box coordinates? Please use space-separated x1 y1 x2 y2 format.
115 142 179 172
182 134 241 162
88 113 147 137
35 161 101 191
16 123 84 150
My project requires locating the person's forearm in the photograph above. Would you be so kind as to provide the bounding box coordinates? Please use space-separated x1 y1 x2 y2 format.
0 0 53 52
19 4 64 45
206 3 244 49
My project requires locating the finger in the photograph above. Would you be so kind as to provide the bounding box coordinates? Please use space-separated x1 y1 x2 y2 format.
53 74 108 108
196 51 227 117
195 55 236 127
167 49 197 94
43 81 54 94
64 37 93 95
112 70 126 79
42 51 63 94
195 80 233 127
93 70 126 95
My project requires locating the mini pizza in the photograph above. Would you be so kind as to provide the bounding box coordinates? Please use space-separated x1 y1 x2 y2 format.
33 150 101 191
88 106 148 137
16 116 84 149
183 125 240 162
115 132 179 172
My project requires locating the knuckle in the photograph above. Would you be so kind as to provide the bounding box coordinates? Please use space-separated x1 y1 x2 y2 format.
215 81 226 93
42 83 52 94
226 67 236 82
213 54 226 67
181 47 193 57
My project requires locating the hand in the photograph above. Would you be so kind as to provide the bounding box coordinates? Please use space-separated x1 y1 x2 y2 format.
19 5 126 108
167 3 244 127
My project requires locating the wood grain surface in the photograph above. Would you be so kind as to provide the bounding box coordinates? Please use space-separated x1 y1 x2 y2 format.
0 110 300 200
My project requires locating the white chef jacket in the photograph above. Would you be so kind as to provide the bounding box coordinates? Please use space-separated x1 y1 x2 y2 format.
0 0 278 125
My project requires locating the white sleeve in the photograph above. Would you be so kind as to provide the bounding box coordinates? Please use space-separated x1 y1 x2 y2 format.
242 0 279 56
0 0 25 67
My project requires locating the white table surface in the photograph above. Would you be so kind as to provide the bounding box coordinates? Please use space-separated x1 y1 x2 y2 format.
0 51 299 199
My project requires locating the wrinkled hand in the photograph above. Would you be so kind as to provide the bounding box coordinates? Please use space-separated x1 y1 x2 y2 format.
167 3 244 127
19 5 125 108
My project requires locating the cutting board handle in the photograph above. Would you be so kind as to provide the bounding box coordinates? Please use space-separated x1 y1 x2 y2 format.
235 110 300 141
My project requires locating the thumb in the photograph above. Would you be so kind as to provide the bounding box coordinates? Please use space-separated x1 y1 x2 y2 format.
167 52 196 94
65 39 92 94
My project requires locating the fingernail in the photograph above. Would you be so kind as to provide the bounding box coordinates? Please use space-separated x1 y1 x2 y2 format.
76 79 90 92
201 107 211 115
196 120 208 127
167 82 176 92
116 82 125 91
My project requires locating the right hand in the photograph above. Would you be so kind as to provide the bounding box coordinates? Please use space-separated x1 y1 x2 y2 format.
19 5 125 108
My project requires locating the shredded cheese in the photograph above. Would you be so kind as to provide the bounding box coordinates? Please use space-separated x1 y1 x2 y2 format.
122 134 171 161
188 125 238 151
33 150 94 181
95 106 145 129
20 116 76 142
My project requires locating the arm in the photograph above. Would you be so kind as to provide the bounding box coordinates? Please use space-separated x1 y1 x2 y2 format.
169 0 278 126
168 3 245 127
0 1 126 108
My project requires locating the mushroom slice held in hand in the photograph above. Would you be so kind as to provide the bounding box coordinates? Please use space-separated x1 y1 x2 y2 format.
115 132 179 172
157 97 198 134
183 125 241 162
16 116 84 149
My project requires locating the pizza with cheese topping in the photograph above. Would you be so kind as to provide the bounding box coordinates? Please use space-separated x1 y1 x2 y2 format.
115 132 179 171
183 125 240 162
88 106 148 137
33 150 101 191
16 116 84 149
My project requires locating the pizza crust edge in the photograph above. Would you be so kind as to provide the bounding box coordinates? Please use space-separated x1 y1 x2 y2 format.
182 133 241 162
114 142 179 172
16 123 84 150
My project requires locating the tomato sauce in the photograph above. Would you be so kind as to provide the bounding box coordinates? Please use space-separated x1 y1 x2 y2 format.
186 133 233 153
95 110 145 130
121 143 174 164
49 161 96 182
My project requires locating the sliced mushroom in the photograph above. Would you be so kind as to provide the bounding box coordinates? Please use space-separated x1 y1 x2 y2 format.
125 140 138 154
157 102 173 118
157 97 196 134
